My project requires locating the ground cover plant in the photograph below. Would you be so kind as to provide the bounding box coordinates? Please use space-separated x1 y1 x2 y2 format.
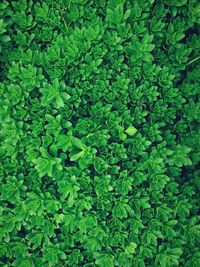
0 0 200 266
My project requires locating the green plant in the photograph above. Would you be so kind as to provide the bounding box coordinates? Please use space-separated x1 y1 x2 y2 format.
0 0 199 266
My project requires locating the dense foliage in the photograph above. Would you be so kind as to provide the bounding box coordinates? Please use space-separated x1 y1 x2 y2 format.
0 0 200 266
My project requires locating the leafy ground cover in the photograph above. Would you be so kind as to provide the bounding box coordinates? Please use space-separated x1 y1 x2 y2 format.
0 0 200 266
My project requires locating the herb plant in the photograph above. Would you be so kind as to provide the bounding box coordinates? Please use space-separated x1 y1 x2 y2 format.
0 0 200 266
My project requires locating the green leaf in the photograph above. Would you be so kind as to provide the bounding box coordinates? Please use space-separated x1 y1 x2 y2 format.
40 79 70 108
125 125 137 136
95 253 114 267
33 158 55 177
125 242 137 254
69 149 85 161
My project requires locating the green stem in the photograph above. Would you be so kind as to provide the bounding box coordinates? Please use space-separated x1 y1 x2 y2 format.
187 55 200 66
